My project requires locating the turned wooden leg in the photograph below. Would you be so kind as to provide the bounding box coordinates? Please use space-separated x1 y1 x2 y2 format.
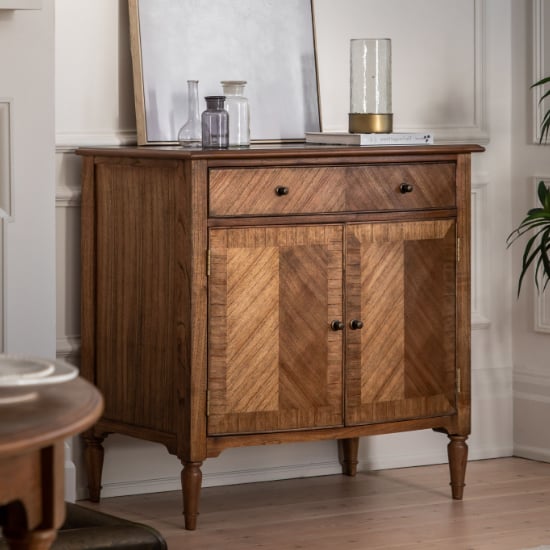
447 434 468 500
82 431 106 503
3 528 57 550
182 461 202 530
338 437 359 476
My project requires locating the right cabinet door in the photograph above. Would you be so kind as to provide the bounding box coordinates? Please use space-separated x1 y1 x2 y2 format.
345 220 458 425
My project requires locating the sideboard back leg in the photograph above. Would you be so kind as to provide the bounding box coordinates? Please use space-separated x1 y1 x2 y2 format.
447 434 468 500
82 431 107 503
181 461 203 530
339 437 360 476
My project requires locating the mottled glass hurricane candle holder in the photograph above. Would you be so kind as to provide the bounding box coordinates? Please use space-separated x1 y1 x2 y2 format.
349 38 393 134
201 96 229 149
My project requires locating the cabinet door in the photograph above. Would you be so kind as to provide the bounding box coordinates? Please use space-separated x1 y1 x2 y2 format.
345 220 457 425
208 225 343 435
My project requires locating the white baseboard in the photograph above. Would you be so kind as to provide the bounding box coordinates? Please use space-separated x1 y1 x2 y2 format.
80 441 514 501
514 444 550 464
80 459 343 500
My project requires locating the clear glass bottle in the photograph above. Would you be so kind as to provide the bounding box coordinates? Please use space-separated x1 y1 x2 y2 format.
201 96 229 149
177 80 202 147
221 80 250 146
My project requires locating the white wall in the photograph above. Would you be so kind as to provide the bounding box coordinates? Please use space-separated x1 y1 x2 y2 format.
512 0 550 461
1 2 56 357
56 0 517 499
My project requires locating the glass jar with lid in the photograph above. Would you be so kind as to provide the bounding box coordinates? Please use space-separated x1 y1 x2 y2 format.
201 96 229 149
221 80 250 147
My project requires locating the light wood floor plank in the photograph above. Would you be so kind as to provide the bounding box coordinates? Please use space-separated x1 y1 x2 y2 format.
79 457 550 549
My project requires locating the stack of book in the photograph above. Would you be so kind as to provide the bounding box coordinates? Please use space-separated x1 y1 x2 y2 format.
304 131 434 146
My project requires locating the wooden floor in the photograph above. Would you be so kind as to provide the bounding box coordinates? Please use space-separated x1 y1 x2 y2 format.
80 457 550 549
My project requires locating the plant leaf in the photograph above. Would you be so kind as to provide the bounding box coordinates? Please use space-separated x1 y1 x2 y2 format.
532 76 550 87
538 180 548 206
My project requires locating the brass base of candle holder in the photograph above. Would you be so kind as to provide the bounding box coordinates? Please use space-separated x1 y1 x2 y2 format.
349 113 393 134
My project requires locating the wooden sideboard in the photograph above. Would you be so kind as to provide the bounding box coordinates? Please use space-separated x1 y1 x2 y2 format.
78 143 484 530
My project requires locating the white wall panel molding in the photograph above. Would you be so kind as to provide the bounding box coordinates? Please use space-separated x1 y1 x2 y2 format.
56 335 80 366
515 369 550 462
0 100 13 219
428 0 488 144
0 0 40 9
532 0 550 143
314 0 488 144
471 177 491 329
56 130 137 153
55 177 81 207
0 99 13 354
530 177 550 333
515 368 550 399
535 291 550 333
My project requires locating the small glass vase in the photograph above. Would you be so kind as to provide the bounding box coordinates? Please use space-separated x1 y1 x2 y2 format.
201 96 229 149
221 80 250 147
178 80 202 147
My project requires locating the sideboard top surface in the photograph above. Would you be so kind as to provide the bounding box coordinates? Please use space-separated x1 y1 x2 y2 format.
76 143 485 162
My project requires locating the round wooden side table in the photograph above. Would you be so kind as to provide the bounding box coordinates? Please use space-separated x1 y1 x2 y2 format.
0 377 103 549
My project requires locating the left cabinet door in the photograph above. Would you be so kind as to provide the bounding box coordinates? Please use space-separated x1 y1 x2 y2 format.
208 225 344 435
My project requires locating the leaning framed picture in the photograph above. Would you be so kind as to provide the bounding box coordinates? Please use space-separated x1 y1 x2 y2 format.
129 0 321 145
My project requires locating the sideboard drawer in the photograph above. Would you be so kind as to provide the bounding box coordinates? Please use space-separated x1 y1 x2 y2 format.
208 163 456 217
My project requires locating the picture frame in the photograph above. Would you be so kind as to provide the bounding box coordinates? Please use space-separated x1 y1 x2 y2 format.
128 0 321 145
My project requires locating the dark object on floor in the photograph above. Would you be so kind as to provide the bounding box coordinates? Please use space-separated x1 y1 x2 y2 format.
0 502 167 549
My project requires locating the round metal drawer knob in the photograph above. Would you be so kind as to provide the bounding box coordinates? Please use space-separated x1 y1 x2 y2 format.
350 320 364 330
275 186 289 196
331 320 345 331
400 183 414 194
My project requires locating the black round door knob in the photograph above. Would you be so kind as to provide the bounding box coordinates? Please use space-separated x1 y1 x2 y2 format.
275 186 289 196
350 320 364 330
400 183 414 193
331 320 345 331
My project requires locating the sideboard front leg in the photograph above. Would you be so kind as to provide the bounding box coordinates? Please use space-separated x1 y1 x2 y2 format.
339 437 360 477
182 461 203 530
82 431 107 503
447 434 468 500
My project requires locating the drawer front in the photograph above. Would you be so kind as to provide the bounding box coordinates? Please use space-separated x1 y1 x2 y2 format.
209 163 456 217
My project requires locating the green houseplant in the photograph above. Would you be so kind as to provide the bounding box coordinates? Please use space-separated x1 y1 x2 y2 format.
507 76 550 296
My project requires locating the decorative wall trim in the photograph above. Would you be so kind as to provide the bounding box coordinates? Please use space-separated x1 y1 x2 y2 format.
55 178 81 207
535 291 550 333
532 177 550 332
514 368 550 398
56 336 80 366
425 0 488 144
471 178 491 329
56 130 137 153
0 100 13 219
0 99 12 354
515 369 550 462
532 0 550 143
0 0 40 9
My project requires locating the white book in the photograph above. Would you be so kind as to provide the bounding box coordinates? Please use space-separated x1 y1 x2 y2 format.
305 131 434 146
